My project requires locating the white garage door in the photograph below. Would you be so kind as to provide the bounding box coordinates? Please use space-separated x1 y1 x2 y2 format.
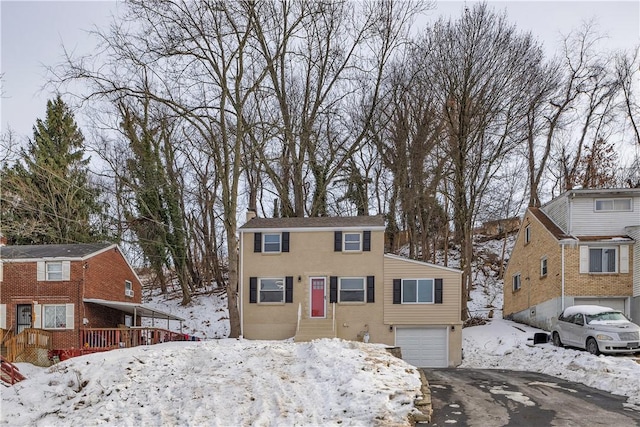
395 327 448 368
574 298 626 313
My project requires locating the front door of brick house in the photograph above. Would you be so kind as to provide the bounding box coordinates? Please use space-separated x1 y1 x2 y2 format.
16 304 32 334
310 278 326 318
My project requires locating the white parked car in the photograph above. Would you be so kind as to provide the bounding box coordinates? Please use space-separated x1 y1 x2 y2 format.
551 305 640 355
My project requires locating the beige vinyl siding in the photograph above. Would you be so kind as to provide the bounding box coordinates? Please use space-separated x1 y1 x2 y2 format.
383 255 462 325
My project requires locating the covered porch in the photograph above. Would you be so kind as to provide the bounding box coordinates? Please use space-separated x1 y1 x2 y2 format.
83 298 186 331
52 299 192 361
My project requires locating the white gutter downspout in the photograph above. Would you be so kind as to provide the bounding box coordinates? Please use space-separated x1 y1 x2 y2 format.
558 238 577 312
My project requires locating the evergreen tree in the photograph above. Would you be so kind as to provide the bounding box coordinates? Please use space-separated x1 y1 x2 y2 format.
0 96 104 244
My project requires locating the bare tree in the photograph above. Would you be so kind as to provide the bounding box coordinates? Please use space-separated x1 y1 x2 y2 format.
419 3 546 319
249 0 429 217
55 0 270 336
616 48 640 146
371 54 448 260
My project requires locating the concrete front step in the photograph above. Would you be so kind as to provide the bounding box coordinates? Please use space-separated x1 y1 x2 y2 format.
295 319 336 342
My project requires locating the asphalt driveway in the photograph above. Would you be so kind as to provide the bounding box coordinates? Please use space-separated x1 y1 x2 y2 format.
422 368 640 426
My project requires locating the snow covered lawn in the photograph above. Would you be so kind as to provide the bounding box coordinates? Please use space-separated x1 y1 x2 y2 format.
1 339 423 427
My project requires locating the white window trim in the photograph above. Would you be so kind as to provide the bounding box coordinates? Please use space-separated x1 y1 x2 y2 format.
37 261 71 281
594 198 632 212
46 262 63 281
401 278 435 304
125 280 134 297
342 232 362 252
588 247 618 273
540 256 547 278
524 225 531 244
41 303 74 330
0 304 6 329
258 277 285 304
262 233 282 253
338 277 366 302
512 273 521 291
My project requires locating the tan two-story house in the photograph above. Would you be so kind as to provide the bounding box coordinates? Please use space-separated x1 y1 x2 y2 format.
239 213 463 368
504 188 640 330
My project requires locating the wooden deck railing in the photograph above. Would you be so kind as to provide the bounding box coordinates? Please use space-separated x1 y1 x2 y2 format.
5 329 52 362
80 327 190 351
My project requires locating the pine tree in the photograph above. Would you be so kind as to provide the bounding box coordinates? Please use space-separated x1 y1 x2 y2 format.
0 96 104 244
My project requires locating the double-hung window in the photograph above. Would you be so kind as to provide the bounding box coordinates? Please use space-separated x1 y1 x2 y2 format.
125 280 134 297
339 277 365 302
43 305 67 329
540 257 548 277
259 278 285 303
46 262 63 281
402 279 434 303
254 232 289 253
589 248 616 273
263 234 281 253
512 273 521 291
37 260 70 281
343 233 362 252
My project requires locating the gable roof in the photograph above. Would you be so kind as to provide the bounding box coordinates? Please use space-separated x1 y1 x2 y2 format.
528 207 571 240
0 243 115 261
383 253 463 274
239 215 385 231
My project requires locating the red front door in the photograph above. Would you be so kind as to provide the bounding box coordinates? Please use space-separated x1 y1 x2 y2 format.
311 278 326 318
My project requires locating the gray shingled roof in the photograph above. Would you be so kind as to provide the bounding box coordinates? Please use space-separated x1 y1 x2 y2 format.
239 215 385 230
0 243 114 260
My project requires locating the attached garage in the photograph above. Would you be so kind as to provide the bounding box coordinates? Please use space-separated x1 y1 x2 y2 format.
574 298 627 314
395 327 448 368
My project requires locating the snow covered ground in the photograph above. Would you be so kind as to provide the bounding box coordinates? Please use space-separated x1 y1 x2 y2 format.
3 235 640 425
1 339 423 426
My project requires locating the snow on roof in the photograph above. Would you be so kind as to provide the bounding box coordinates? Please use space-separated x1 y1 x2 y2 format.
563 305 618 316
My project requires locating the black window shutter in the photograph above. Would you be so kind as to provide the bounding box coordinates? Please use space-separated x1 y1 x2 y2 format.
330 276 338 303
435 278 443 304
285 276 293 303
254 233 262 253
393 279 401 304
363 231 371 252
366 276 375 303
250 277 257 303
334 231 342 252
282 232 290 252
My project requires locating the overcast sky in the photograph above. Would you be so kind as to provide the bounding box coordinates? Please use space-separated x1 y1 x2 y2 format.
1 1 639 145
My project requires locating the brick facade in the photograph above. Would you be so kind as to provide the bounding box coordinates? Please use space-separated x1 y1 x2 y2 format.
1 245 142 350
504 211 562 316
504 208 634 328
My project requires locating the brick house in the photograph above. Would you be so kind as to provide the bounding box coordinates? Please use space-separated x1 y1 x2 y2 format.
1 243 183 360
504 188 640 330
239 213 463 368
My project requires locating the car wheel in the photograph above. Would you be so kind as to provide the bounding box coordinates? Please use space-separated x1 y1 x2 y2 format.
586 338 600 355
552 332 563 347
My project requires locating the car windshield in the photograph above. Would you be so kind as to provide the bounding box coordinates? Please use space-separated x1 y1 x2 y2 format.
585 311 628 325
